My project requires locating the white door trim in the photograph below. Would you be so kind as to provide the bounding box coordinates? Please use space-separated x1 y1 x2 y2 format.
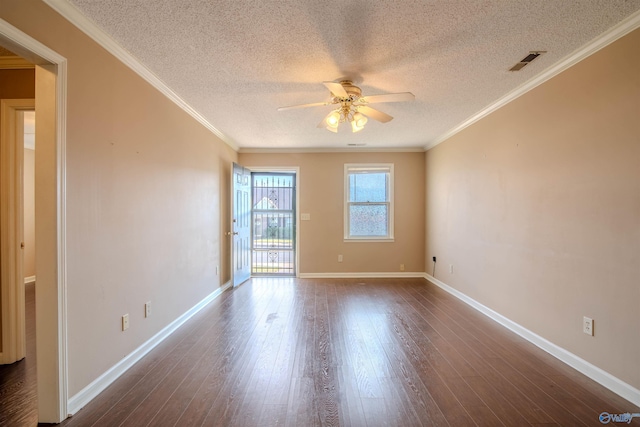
0 18 68 423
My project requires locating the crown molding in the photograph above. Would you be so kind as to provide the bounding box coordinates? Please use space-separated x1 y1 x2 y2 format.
0 55 34 69
239 146 425 154
425 9 640 151
42 0 238 152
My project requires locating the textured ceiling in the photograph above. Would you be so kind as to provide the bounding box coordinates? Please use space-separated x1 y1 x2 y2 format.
65 0 640 150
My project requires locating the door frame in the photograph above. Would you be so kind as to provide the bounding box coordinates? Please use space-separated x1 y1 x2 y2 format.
245 166 300 278
0 99 33 365
0 18 69 423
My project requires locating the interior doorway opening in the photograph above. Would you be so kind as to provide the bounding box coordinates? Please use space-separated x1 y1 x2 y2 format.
251 172 296 276
0 20 69 423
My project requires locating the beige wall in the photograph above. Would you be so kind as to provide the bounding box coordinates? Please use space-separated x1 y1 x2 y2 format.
1 0 237 396
239 151 425 274
425 29 640 389
23 147 35 278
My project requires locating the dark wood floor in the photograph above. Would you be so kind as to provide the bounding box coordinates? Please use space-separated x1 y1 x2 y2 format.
3 279 639 426
0 282 38 427
54 277 638 427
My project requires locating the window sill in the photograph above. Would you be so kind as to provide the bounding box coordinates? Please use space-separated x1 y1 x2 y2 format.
344 238 395 243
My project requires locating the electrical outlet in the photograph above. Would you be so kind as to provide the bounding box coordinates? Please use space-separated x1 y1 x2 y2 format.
338 254 343 262
400 264 405 271
583 316 594 336
433 256 436 262
145 302 151 318
449 264 454 274
122 314 129 331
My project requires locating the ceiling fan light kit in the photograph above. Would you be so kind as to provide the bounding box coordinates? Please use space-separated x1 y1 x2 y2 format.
323 103 368 133
279 80 415 134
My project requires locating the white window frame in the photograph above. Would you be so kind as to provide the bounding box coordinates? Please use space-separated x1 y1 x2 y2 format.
344 163 394 242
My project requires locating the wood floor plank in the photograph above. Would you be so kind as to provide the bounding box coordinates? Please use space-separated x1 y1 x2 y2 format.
547 373 631 416
258 403 288 427
334 288 384 400
144 308 239 426
151 285 272 426
375 375 425 426
485 357 588 426
379 340 452 426
191 285 284 426
381 295 478 426
472 357 557 424
311 283 342 427
233 283 300 426
262 285 306 406
463 375 530 426
285 376 319 427
330 286 369 426
354 284 430 426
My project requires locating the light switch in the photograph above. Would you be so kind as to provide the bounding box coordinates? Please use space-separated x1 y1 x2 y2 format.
301 213 311 221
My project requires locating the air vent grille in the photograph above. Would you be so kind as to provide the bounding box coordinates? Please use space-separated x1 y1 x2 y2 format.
509 51 546 71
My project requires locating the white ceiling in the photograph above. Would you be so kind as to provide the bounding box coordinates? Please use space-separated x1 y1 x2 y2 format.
63 0 640 150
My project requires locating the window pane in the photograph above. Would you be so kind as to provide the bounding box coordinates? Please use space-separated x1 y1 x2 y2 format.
349 173 387 202
349 204 388 236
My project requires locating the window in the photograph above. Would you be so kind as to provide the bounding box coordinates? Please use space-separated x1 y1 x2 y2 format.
344 163 394 241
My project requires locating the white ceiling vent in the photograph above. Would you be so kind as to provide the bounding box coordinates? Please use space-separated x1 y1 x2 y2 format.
509 51 546 71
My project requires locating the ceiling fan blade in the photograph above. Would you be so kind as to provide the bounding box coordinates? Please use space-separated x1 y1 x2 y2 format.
323 81 349 98
278 101 331 111
358 105 393 123
359 92 415 104
317 111 333 128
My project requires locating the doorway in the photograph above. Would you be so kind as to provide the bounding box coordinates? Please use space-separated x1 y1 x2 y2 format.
0 20 68 423
0 99 33 366
251 172 296 276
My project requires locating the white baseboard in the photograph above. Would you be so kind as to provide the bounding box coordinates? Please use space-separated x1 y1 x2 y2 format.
424 273 640 407
24 276 36 284
67 281 232 415
299 272 425 279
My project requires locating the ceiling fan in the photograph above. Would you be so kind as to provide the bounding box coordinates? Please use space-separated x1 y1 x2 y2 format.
278 80 415 133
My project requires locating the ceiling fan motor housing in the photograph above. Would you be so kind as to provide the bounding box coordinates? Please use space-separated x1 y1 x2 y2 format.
335 80 361 101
